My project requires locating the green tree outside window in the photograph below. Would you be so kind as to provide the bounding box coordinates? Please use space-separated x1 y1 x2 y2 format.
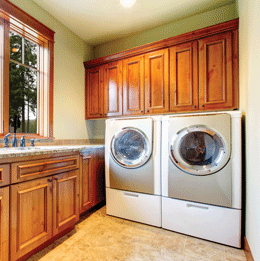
9 31 38 134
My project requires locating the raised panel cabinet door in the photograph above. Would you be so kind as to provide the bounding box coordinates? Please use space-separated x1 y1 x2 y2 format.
104 61 123 117
0 187 9 261
10 178 53 261
53 170 79 236
80 149 105 214
85 66 104 119
170 42 198 112
144 49 169 114
199 31 234 110
123 55 145 115
79 156 94 214
91 149 105 206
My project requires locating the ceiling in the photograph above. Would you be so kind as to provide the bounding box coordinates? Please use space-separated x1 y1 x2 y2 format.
31 0 234 45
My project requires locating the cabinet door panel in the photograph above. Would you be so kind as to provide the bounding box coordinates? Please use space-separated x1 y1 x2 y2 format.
10 178 53 261
86 66 104 118
104 61 122 117
0 187 9 261
145 49 169 114
170 42 198 112
80 148 105 214
80 156 93 214
91 149 105 206
53 170 79 236
123 55 144 115
199 32 233 110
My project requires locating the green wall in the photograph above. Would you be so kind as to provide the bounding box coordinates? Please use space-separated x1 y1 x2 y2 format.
93 2 238 59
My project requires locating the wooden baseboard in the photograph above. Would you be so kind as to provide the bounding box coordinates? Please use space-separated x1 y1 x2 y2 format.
244 236 254 261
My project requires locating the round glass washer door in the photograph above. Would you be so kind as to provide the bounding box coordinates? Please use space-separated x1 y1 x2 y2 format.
169 125 230 176
111 127 152 169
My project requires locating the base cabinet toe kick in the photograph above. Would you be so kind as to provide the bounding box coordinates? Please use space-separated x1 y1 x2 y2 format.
0 148 105 261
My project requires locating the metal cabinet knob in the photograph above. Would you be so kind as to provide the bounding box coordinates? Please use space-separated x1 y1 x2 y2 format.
47 178 52 182
201 104 205 107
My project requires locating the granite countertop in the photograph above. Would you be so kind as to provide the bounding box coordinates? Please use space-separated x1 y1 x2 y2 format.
0 144 105 159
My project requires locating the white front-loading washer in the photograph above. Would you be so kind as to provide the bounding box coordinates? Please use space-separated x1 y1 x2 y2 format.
105 116 161 227
161 111 242 247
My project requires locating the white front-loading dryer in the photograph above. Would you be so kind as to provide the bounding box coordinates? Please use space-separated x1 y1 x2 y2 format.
161 111 242 247
105 116 161 227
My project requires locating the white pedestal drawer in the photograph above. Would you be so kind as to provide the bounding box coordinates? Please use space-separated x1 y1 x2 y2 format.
106 188 161 227
162 197 241 248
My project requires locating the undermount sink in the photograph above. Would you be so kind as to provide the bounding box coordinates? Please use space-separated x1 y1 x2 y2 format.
15 147 41 150
36 146 70 150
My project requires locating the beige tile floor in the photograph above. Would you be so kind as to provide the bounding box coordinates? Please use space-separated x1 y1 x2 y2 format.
27 206 246 261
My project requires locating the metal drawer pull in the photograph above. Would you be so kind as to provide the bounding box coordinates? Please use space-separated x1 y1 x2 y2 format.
186 203 209 210
123 192 139 198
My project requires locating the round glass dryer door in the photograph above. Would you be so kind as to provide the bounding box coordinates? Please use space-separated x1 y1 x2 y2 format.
111 127 152 169
170 126 230 175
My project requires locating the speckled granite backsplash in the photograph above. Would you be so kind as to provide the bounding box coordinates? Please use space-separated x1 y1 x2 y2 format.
0 139 104 148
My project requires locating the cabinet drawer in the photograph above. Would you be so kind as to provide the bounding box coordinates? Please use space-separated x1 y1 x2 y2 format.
0 164 10 187
106 188 161 227
162 197 241 248
11 155 79 183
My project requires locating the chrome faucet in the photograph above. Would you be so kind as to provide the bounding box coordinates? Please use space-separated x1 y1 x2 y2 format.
4 133 11 148
12 133 17 147
31 139 39 147
20 136 26 147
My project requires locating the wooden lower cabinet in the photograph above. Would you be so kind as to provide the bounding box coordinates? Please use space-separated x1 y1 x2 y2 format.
10 177 53 261
80 148 105 214
53 170 79 235
80 155 93 213
7 150 104 261
0 186 9 261
10 169 80 261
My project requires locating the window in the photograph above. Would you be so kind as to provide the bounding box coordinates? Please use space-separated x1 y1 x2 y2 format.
0 0 54 138
9 30 38 133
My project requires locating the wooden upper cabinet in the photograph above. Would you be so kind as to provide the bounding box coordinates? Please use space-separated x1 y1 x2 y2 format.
104 61 123 117
170 41 198 112
199 31 234 110
10 177 53 261
84 20 239 116
85 66 104 119
123 55 145 116
144 49 169 114
0 187 9 261
53 170 79 236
